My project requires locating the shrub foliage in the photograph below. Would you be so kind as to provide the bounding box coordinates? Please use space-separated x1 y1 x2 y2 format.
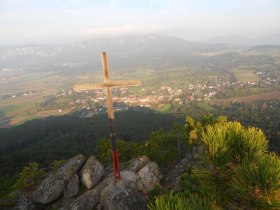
150 121 280 210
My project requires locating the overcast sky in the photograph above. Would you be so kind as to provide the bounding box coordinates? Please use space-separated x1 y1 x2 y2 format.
1 0 280 45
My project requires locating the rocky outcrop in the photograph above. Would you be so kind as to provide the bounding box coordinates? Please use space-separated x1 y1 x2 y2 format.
80 155 104 189
24 154 162 210
32 154 86 204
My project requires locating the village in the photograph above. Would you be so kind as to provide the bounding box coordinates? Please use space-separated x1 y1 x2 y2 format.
37 71 277 115
1 68 277 116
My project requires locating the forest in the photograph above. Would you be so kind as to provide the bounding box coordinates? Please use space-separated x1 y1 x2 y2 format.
0 110 184 175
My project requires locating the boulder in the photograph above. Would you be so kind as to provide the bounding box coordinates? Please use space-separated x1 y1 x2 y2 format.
63 173 79 198
98 183 147 210
126 155 150 173
80 155 104 189
138 162 161 193
120 170 144 192
13 194 35 210
61 183 104 210
32 154 86 204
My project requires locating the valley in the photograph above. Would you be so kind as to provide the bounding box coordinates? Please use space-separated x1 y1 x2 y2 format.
0 38 279 127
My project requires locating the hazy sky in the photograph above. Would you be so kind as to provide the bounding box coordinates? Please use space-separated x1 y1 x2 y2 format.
1 0 280 45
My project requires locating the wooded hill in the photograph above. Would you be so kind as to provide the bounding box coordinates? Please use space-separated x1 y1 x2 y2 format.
0 110 183 176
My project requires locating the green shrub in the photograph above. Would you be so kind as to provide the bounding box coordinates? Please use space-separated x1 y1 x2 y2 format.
184 122 280 209
148 192 189 210
180 171 202 197
12 162 45 191
0 175 17 198
49 159 66 171
148 184 162 201
148 192 220 210
97 139 143 164
230 153 280 209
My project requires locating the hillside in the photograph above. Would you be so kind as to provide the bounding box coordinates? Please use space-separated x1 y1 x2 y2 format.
0 110 184 176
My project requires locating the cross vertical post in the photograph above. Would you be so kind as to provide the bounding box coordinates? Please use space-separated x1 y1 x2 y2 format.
73 52 141 183
101 52 120 182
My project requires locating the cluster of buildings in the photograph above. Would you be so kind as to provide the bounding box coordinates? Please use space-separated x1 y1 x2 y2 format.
50 83 219 113
5 68 276 114
42 69 278 114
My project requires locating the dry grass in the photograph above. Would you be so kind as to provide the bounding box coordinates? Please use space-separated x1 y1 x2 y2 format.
234 69 258 82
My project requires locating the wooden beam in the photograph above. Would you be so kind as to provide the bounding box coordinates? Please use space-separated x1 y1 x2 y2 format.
73 80 141 91
73 52 141 183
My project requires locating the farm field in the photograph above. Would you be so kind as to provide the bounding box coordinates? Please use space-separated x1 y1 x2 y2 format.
0 69 151 127
232 68 258 82
216 91 280 103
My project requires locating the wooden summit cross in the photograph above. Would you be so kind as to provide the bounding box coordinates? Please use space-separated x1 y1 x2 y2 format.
73 52 141 182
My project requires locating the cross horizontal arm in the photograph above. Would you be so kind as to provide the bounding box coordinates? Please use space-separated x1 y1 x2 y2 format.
73 80 141 91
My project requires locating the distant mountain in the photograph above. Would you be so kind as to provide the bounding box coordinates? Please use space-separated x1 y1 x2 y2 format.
204 34 280 46
0 35 227 73
204 36 253 46
248 45 280 51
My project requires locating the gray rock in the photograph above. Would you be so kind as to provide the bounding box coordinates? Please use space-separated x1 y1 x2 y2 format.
161 147 202 190
32 154 86 204
63 173 79 198
138 162 161 193
61 184 104 210
80 155 104 189
98 183 147 210
120 170 144 192
126 155 150 172
13 194 35 210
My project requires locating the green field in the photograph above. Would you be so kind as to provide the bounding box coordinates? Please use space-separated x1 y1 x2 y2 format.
232 69 258 82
